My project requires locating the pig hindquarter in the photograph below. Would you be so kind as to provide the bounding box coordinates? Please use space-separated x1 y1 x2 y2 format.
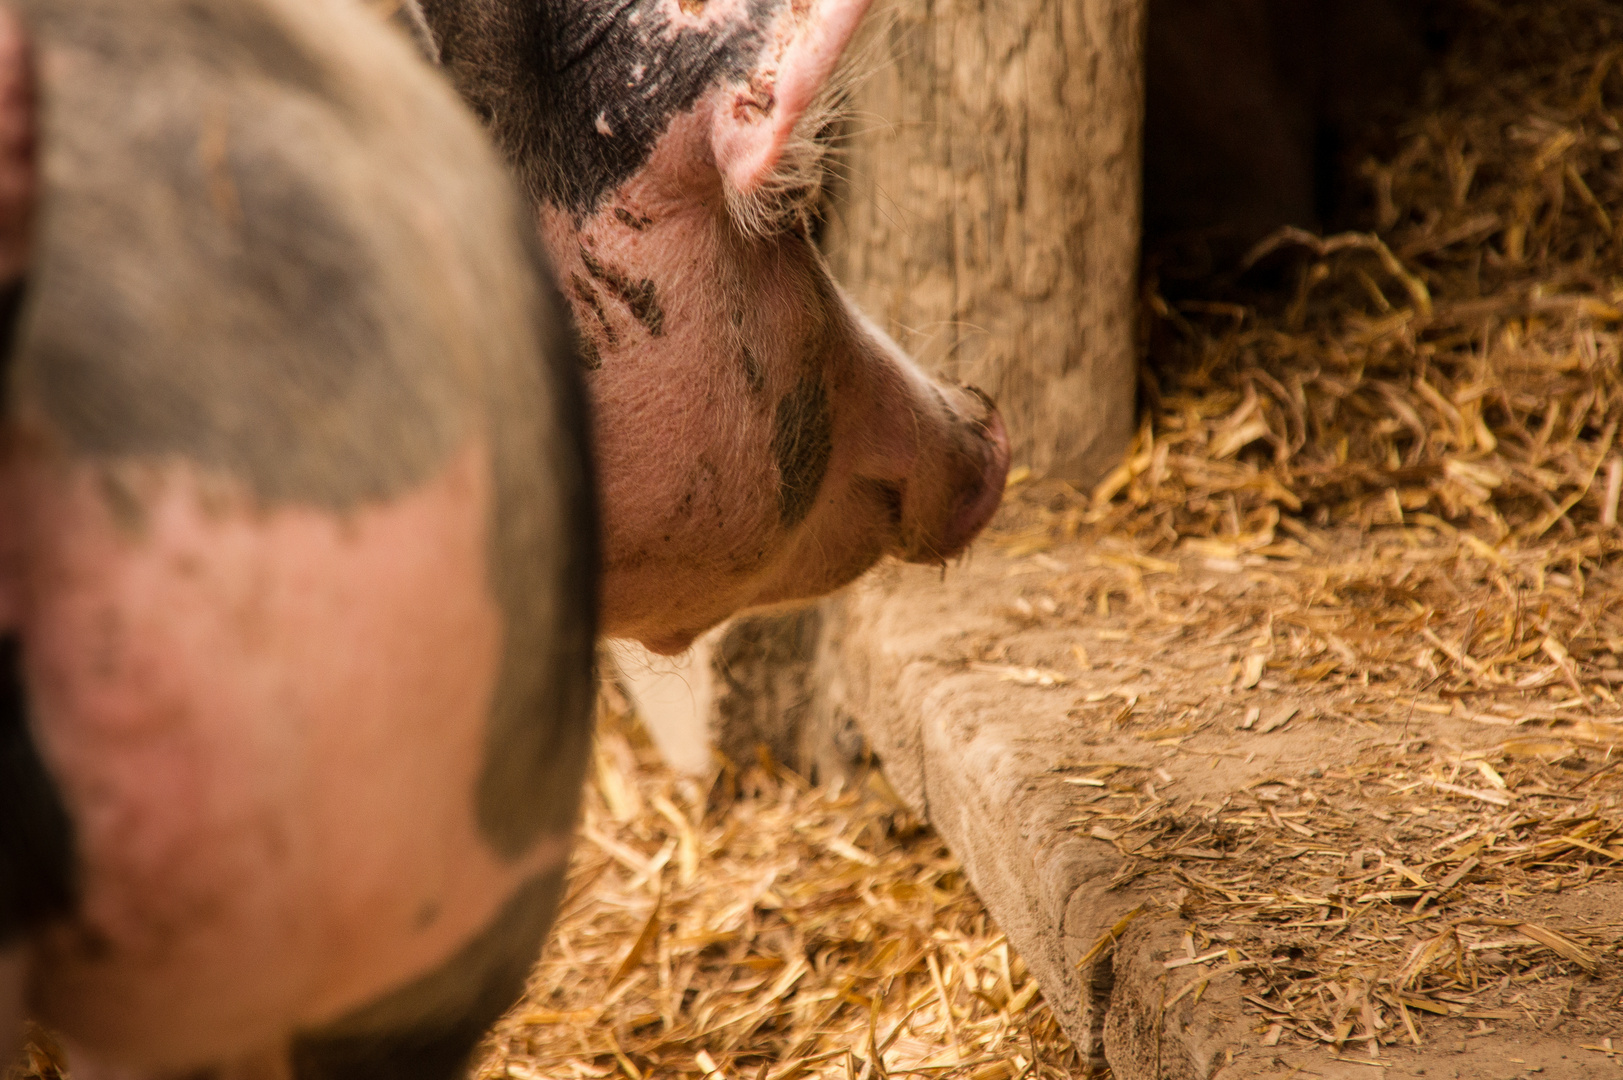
3 0 595 1076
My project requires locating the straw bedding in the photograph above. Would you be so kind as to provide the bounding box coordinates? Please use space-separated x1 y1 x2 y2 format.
469 696 1086 1080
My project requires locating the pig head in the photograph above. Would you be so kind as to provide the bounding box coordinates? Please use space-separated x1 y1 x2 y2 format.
410 0 1011 653
1 0 595 1076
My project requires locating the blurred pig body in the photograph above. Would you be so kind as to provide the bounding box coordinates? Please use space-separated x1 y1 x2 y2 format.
410 0 1012 652
0 0 595 1076
0 5 34 1070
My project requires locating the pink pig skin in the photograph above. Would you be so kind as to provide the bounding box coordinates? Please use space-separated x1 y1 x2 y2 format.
3 441 566 1066
549 132 1011 649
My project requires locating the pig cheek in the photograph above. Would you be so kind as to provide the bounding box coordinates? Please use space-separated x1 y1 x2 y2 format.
22 449 540 1060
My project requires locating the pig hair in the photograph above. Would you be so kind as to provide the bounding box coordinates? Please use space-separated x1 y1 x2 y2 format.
721 22 875 241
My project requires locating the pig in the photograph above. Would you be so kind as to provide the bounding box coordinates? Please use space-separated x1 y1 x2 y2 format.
0 1 597 1078
406 0 1013 653
0 3 43 1070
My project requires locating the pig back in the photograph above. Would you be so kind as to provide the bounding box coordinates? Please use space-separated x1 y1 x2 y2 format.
3 0 596 1071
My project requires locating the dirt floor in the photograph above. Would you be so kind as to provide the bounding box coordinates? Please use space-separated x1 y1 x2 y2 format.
972 509 1623 1072
940 0 1623 1069
960 0 1623 1065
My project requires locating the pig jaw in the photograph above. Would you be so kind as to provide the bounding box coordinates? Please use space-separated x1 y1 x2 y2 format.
542 114 1009 654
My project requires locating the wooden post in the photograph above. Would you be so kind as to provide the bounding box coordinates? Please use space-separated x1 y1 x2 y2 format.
823 0 1144 483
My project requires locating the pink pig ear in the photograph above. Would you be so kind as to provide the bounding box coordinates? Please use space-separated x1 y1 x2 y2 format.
710 0 873 196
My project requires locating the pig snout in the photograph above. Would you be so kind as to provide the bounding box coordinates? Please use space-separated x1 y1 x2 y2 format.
834 311 1009 566
887 382 1010 565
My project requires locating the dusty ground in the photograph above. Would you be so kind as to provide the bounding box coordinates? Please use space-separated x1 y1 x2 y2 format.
971 504 1623 1070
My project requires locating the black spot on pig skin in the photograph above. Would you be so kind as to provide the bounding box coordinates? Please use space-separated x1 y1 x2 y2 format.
771 374 832 527
578 335 602 371
292 866 566 1080
613 207 651 231
0 636 77 943
580 246 663 337
413 0 780 215
570 272 617 348
29 100 453 510
739 343 764 394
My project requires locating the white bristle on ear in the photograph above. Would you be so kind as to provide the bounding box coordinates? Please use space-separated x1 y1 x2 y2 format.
720 18 876 240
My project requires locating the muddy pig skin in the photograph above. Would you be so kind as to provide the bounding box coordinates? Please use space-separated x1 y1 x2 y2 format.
0 0 596 1077
407 0 1012 653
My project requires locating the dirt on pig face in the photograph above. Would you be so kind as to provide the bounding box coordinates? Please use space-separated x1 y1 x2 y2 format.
1 0 596 1075
412 0 1011 652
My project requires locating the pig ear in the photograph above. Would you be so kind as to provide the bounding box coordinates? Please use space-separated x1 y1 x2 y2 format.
710 0 873 196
